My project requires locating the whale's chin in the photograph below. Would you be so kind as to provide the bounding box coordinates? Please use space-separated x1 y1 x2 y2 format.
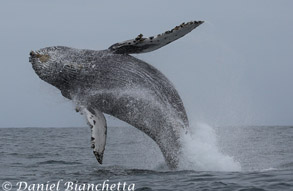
29 50 61 87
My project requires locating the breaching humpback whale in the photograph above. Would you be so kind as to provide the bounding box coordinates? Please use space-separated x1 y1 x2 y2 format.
29 21 203 169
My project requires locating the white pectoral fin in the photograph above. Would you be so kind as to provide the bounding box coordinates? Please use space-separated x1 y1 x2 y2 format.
108 20 204 54
83 108 107 164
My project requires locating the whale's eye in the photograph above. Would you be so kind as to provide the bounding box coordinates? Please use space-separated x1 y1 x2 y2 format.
35 53 50 63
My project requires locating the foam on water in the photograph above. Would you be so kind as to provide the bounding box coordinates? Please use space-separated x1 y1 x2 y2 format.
179 122 241 172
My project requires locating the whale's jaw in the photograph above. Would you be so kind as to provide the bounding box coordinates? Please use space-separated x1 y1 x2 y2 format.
29 50 57 85
29 51 48 79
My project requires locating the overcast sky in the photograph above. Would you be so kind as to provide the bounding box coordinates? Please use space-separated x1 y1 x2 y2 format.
0 1 292 127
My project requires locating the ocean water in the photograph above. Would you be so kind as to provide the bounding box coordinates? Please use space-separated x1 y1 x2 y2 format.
0 124 292 191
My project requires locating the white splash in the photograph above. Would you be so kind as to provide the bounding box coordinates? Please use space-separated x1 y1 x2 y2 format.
179 122 241 172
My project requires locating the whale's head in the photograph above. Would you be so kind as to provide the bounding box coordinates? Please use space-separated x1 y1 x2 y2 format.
29 46 80 90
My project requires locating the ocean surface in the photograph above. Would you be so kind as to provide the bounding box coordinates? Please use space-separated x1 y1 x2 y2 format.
0 125 292 191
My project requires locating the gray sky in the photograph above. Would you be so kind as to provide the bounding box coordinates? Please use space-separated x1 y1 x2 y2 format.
0 0 292 127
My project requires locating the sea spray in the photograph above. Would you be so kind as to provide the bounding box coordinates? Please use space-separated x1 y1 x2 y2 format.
179 122 241 171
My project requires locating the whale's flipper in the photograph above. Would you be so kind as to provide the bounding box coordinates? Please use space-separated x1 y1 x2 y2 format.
83 108 107 164
109 20 203 54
